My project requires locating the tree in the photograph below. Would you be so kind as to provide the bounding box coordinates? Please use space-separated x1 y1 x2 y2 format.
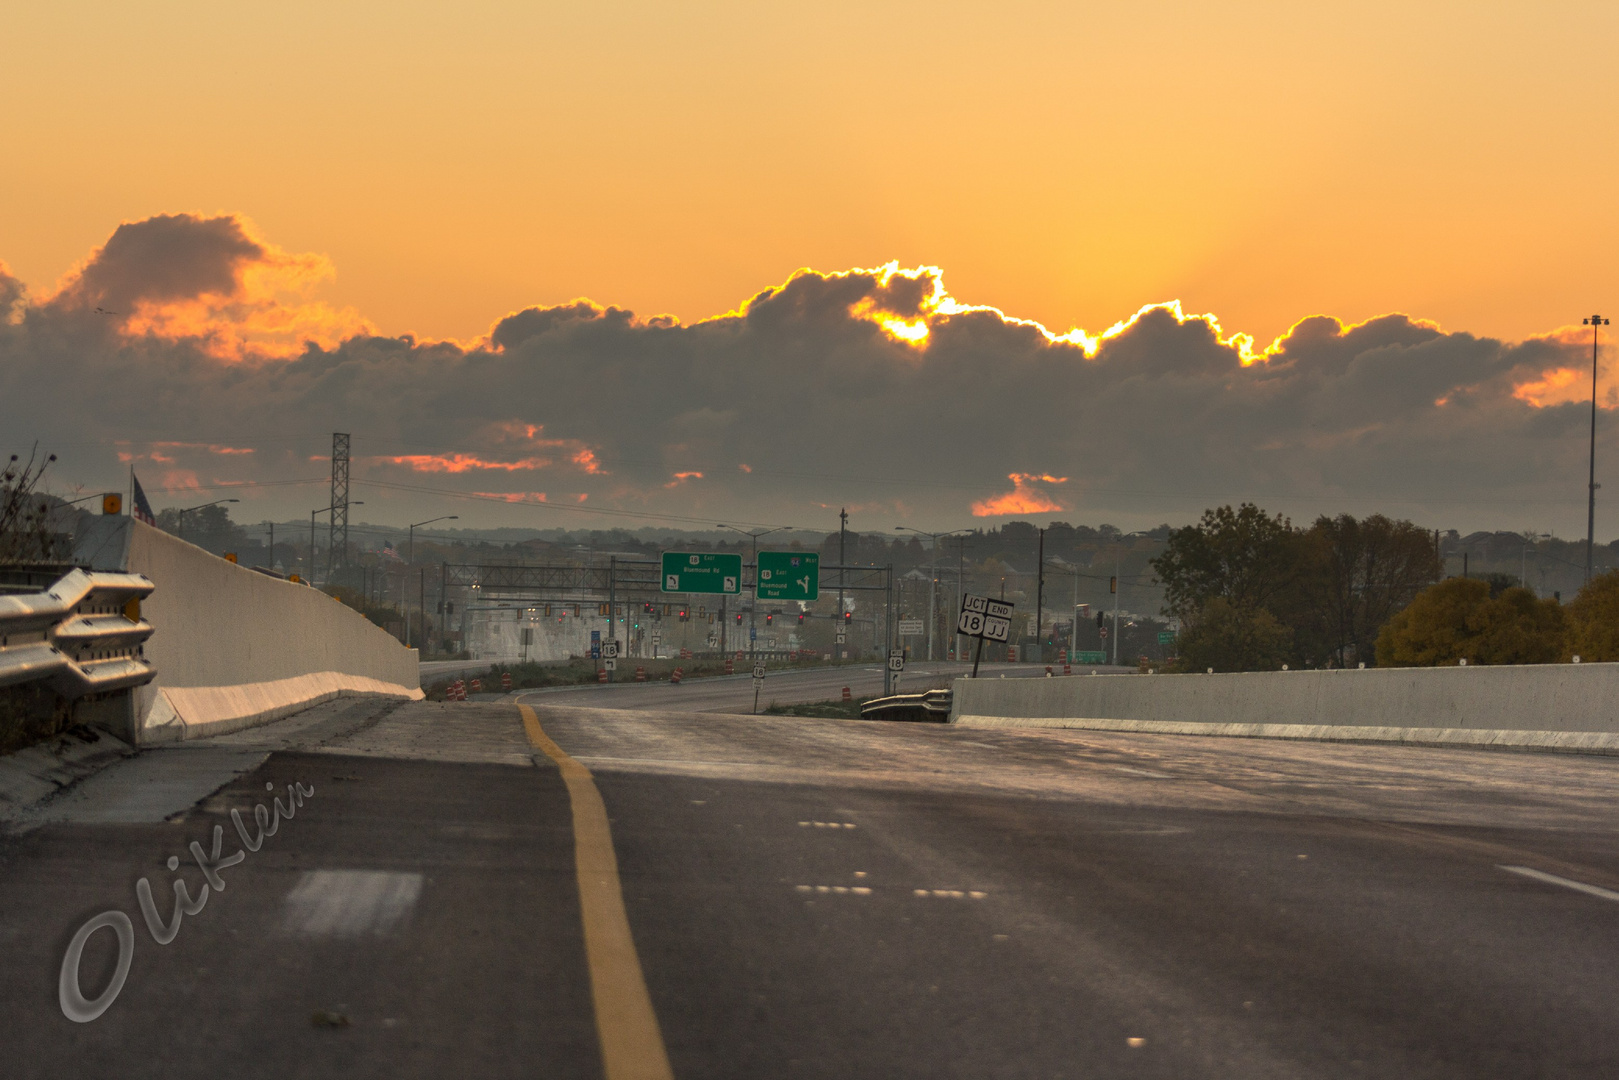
155 503 247 557
1376 577 1489 666
0 448 59 566
1471 587 1566 665
1151 504 1301 619
1173 598 1293 673
1377 577 1565 666
1302 514 1442 667
1565 570 1619 661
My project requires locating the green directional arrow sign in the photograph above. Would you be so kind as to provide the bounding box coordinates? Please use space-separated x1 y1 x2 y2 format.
756 551 819 601
661 551 742 594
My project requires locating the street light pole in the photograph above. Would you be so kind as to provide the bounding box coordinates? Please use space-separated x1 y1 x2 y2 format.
307 501 363 588
716 523 791 661
173 498 239 544
894 526 972 661
1586 314 1609 585
406 516 458 649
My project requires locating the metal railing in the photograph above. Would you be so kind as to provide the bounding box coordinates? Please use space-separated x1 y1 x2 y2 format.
0 568 157 697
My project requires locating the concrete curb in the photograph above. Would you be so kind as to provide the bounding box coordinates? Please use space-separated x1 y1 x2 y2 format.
0 727 136 820
141 672 425 743
951 714 1619 755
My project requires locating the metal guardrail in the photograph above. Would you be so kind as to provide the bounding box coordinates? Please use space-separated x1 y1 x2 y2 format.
860 688 953 723
0 568 157 697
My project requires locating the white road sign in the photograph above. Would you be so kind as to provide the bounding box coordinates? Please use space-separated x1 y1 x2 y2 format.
898 618 925 636
835 633 846 645
753 661 767 679
958 594 1013 642
601 640 620 659
887 649 905 672
603 658 617 671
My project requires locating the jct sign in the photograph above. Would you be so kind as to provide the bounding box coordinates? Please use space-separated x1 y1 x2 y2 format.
957 594 1013 642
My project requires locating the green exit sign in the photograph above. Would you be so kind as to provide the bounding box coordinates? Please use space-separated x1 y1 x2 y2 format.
756 551 819 601
661 551 742 594
1157 631 1177 645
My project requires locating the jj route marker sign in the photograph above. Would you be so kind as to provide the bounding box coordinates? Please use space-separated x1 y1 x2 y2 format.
661 551 742 595
956 594 1014 642
756 551 819 601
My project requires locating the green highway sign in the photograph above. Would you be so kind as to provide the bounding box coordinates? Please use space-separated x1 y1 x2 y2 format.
756 551 819 601
661 551 742 595
1071 650 1107 664
1157 631 1177 645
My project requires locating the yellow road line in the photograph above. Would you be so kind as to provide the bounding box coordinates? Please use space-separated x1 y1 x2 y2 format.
520 704 674 1080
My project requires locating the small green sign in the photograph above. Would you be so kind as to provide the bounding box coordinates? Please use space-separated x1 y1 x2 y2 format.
1071 650 1107 664
1157 631 1177 645
756 551 819 601
661 551 742 594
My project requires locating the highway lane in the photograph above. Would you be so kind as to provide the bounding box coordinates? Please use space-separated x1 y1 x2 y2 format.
7 698 1619 1077
515 661 1072 713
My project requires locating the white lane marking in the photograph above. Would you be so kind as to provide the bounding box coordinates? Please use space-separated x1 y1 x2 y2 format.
282 870 423 936
1500 865 1619 902
912 889 988 899
794 885 871 895
798 821 856 829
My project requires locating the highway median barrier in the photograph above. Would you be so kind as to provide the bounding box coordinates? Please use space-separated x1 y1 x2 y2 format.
950 662 1619 754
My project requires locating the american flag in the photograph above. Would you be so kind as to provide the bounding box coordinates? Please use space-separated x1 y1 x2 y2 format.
130 472 156 525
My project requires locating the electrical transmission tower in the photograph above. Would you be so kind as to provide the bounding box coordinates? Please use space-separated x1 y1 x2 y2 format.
329 432 350 579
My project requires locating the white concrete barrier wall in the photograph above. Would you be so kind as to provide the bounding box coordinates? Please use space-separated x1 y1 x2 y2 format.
74 516 421 740
952 663 1619 737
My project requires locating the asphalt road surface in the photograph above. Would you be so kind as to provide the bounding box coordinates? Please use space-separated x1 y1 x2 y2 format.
7 697 1619 1078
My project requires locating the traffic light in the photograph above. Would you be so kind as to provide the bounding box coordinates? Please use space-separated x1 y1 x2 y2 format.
1109 576 1117 594
644 601 654 614
599 602 610 616
798 612 805 624
765 613 773 625
844 611 853 624
1096 612 1105 629
736 613 743 623
679 608 689 622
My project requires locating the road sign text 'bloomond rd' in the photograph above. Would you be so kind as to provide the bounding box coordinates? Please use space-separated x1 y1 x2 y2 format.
661 552 742 595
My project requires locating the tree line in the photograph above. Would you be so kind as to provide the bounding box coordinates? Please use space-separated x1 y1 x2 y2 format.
1150 503 1619 671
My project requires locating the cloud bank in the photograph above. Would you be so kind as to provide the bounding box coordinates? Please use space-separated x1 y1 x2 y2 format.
1 212 1612 534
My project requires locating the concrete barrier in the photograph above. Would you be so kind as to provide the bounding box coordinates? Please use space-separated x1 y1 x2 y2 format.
950 664 1619 753
74 516 421 742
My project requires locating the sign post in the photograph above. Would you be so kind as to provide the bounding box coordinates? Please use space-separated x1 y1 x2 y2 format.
956 594 1014 678
887 647 905 694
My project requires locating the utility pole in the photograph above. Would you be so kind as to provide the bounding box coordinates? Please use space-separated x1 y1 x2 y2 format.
1035 527 1045 665
608 555 616 683
1586 314 1609 585
957 534 966 662
1111 553 1121 667
839 508 848 659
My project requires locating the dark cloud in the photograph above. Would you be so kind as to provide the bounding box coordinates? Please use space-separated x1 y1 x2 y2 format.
46 213 263 314
1 217 1611 534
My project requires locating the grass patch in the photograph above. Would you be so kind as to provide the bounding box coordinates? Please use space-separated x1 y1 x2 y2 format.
760 698 870 720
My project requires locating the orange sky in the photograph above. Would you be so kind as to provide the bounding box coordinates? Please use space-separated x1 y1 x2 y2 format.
3 1 1616 349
